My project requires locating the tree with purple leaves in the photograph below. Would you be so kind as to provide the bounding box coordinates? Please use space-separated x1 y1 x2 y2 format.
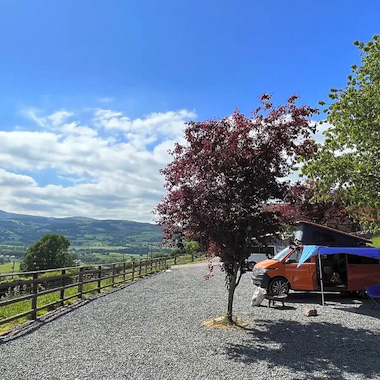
279 182 359 233
155 94 318 324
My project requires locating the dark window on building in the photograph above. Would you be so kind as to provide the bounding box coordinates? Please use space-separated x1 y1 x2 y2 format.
264 247 275 257
251 246 275 257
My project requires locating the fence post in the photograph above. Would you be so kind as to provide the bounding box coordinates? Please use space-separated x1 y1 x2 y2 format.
155 258 158 271
132 261 135 282
78 267 84 299
123 262 126 282
112 264 116 287
60 269 66 307
174 254 177 265
145 260 148 275
97 265 102 293
138 261 142 278
31 272 39 320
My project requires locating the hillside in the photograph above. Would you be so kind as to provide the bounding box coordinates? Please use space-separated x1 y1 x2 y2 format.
0 209 162 249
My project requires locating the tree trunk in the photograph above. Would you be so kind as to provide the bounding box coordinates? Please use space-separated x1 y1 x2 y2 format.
226 269 238 324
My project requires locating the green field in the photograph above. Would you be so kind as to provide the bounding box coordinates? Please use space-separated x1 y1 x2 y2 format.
0 262 20 273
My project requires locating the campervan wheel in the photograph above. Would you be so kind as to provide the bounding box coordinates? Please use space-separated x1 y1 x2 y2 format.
268 277 289 295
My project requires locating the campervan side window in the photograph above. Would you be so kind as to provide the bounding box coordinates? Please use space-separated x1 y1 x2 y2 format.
311 231 335 244
273 247 292 261
347 255 379 265
285 247 310 263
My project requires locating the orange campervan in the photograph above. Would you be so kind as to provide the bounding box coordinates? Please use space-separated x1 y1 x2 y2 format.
251 222 380 295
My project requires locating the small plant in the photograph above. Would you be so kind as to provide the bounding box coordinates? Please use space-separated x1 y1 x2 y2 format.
203 261 214 281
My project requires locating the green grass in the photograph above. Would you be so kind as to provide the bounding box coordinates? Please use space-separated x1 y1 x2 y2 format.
167 254 208 266
0 262 21 274
94 252 126 260
371 236 380 247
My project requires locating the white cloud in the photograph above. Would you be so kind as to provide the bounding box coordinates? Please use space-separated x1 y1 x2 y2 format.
48 110 74 127
0 107 196 222
94 109 196 137
93 108 195 150
0 169 36 187
24 108 73 129
2 107 327 222
61 122 98 138
287 120 330 183
313 121 331 145
97 97 114 103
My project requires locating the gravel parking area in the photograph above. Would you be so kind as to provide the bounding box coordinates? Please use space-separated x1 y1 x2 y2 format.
1 262 379 380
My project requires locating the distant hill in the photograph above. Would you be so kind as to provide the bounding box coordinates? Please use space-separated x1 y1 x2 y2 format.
0 209 162 249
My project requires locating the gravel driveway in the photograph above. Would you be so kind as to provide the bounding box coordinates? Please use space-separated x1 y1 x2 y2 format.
1 262 379 380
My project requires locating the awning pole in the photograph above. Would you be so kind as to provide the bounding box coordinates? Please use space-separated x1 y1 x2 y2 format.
317 248 325 306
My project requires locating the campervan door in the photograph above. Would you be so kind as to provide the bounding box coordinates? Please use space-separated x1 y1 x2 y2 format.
318 253 380 292
346 254 380 291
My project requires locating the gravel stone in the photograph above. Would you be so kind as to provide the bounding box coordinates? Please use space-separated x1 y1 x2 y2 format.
0 262 379 380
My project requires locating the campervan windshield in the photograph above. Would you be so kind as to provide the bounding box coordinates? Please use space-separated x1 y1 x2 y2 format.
272 246 292 261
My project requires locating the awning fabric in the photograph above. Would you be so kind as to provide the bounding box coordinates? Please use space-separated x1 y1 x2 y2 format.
297 245 380 268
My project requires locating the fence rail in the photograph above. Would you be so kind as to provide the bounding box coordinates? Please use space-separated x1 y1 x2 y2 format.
0 257 167 327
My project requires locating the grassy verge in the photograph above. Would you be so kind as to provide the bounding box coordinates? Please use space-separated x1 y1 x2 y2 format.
0 262 21 274
167 254 208 266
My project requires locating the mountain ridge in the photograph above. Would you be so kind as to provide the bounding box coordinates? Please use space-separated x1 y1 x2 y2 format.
0 209 162 248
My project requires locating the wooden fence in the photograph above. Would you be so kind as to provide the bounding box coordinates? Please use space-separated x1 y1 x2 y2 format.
0 257 167 327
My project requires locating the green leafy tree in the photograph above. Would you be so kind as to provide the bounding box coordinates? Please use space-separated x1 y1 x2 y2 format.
185 240 200 262
303 35 380 227
21 234 74 271
169 248 181 258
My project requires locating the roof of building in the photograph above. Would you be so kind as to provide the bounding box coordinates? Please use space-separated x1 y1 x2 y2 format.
295 220 371 243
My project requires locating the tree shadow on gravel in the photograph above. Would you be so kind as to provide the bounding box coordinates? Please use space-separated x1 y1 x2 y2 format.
225 319 380 379
334 305 379 319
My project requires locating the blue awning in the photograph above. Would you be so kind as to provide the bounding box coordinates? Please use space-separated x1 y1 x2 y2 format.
297 245 380 268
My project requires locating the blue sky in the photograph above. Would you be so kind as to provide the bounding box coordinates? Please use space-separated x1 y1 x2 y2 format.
0 0 379 222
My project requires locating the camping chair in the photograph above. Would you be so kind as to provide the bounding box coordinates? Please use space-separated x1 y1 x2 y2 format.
365 283 380 309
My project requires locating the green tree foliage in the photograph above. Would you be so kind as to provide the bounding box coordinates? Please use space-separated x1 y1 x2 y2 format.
185 240 200 261
21 234 74 271
303 35 380 227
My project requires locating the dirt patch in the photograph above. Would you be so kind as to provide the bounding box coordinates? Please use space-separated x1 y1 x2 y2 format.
202 317 252 330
